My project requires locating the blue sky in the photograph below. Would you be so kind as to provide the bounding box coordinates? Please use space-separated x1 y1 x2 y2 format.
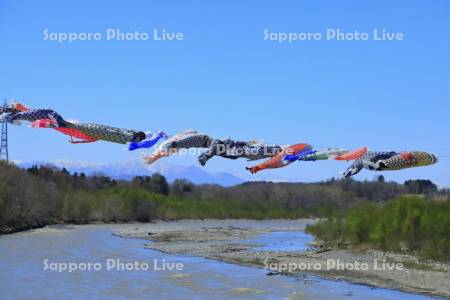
1 0 449 185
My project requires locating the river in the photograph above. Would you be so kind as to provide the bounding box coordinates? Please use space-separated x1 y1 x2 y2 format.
0 223 441 299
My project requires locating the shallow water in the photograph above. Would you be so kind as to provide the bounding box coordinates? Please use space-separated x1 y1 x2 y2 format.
0 224 440 300
244 231 315 251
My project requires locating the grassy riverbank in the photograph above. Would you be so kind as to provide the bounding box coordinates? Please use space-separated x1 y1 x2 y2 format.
306 196 450 260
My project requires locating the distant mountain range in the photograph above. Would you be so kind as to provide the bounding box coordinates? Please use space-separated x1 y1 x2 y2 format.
16 160 245 187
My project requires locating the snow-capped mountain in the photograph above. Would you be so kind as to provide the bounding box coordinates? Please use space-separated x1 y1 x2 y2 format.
16 159 245 186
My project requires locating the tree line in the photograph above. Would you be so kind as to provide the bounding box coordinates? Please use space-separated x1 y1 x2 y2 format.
306 196 450 260
0 161 448 237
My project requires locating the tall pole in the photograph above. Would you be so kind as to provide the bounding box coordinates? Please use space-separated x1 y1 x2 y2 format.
0 99 9 162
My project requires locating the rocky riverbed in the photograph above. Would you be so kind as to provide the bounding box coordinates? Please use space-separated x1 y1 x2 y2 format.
118 219 450 298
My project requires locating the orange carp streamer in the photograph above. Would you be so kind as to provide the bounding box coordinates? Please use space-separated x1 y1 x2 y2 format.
335 147 368 161
246 143 312 174
12 101 30 112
